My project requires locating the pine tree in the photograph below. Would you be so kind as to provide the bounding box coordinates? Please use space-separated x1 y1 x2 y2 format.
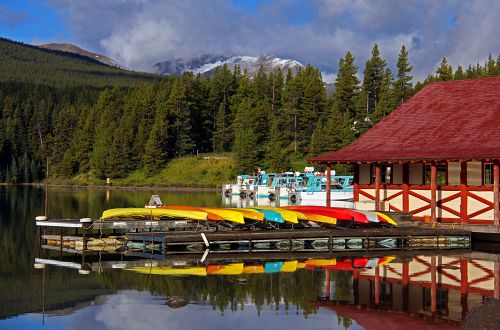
168 76 194 157
143 111 169 175
371 68 395 124
454 65 465 80
393 45 413 105
436 57 453 81
486 53 496 77
332 51 360 120
361 44 387 115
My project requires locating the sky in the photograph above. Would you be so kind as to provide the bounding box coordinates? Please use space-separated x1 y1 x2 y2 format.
1 0 500 82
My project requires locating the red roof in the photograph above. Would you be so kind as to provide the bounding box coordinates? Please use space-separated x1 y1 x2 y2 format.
313 302 458 330
312 77 500 163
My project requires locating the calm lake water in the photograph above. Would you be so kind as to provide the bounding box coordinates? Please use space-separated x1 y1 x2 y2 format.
0 186 497 330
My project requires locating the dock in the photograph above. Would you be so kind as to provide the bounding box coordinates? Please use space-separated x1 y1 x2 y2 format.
36 218 471 255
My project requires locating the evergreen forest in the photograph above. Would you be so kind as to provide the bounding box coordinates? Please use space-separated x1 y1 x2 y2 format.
2 37 500 184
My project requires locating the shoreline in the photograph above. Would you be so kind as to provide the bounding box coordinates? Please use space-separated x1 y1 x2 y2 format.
0 182 219 192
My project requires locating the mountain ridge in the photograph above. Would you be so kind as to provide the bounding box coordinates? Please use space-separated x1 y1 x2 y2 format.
153 54 304 77
37 43 120 68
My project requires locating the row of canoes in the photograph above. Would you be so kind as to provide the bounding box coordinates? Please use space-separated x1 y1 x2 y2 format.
100 205 397 227
129 256 395 276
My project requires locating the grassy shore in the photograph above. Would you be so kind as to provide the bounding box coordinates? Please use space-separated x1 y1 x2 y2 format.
48 154 236 188
31 153 335 189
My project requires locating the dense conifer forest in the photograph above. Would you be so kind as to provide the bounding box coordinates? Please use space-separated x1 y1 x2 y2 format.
1 37 500 183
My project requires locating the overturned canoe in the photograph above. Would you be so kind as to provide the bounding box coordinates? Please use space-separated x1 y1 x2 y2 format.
101 208 207 221
128 266 207 276
254 207 301 224
243 208 284 223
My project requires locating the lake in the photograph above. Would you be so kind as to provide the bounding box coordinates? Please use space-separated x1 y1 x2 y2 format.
0 186 497 329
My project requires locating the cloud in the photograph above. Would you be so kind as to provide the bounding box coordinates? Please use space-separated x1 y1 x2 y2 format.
46 0 500 81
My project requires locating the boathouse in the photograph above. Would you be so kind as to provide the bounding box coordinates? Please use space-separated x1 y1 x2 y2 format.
312 77 500 225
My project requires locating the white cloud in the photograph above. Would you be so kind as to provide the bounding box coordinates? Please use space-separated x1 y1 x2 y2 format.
47 0 500 81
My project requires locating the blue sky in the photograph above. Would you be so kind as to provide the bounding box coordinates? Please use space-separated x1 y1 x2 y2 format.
1 0 499 81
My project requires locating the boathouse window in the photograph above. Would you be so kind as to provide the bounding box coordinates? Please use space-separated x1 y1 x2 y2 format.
484 163 494 185
371 165 391 184
424 163 447 185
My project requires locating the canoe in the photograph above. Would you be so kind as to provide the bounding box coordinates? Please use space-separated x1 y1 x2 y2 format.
101 208 207 221
300 211 337 225
285 206 370 224
200 208 245 224
160 205 224 221
375 212 398 226
305 258 336 267
161 206 245 224
244 208 284 223
227 208 266 221
352 210 380 223
242 265 265 274
253 207 300 224
264 261 284 273
207 263 244 275
128 266 207 276
281 260 299 272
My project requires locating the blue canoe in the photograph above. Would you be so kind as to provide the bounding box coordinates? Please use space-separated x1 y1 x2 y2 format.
252 208 285 223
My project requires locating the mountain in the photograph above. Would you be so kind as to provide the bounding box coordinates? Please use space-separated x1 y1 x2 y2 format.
38 43 120 68
154 54 304 77
0 38 161 88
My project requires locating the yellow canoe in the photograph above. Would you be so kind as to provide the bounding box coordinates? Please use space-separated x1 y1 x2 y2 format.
242 265 265 274
375 212 398 226
101 208 207 221
281 260 299 272
207 263 244 275
128 266 207 276
378 256 396 266
305 259 336 267
227 208 266 221
301 213 337 225
253 207 301 224
200 208 245 224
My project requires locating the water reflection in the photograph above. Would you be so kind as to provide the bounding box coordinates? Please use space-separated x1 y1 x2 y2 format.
0 186 498 330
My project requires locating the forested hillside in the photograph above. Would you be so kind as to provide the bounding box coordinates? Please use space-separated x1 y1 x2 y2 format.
1 37 500 184
0 38 160 88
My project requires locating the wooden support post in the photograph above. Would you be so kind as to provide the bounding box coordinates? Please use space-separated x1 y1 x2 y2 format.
325 270 331 300
495 261 500 299
431 256 437 314
403 163 409 212
431 162 437 224
326 164 332 207
353 269 359 305
375 164 381 211
494 161 499 226
354 164 360 203
402 261 410 286
460 162 468 223
374 264 380 305
460 258 468 295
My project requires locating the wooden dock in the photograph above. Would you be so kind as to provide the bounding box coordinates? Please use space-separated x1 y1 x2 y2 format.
128 227 471 254
36 218 471 255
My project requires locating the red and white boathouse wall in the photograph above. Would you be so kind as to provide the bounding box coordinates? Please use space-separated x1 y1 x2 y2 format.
353 161 499 224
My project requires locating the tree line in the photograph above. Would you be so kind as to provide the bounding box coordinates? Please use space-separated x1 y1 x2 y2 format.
2 38 500 182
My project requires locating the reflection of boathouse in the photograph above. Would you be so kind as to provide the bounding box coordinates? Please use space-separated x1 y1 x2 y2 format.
319 255 500 324
313 77 500 224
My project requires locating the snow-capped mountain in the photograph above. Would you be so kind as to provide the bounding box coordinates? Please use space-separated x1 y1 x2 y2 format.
153 54 304 77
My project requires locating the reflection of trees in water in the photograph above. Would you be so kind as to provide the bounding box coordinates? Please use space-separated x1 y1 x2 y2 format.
99 269 325 318
337 314 352 330
331 270 352 302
